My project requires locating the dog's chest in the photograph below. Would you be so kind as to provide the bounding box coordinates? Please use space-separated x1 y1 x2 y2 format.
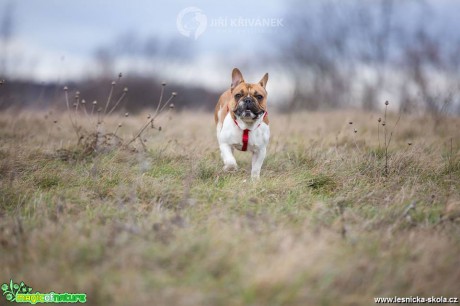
234 127 267 151
219 115 270 152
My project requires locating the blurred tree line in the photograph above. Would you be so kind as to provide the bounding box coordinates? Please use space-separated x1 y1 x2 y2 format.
1 0 460 115
278 0 460 114
0 77 218 112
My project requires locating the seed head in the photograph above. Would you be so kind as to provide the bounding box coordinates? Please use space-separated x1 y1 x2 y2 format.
161 81 167 86
76 91 80 95
97 107 102 112
169 103 175 109
147 114 151 119
53 120 58 124
354 129 357 133
349 121 353 125
73 103 77 108
408 142 412 146
92 100 97 105
118 72 123 78
0 80 4 85
385 100 389 106
123 87 128 92
158 126 162 131
81 99 86 104
125 112 129 117
63 86 68 91
111 81 116 85
172 92 177 97
378 117 381 123
382 122 386 126
118 123 122 127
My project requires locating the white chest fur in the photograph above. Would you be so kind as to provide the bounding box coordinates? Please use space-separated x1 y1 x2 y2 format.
216 112 270 179
218 113 270 152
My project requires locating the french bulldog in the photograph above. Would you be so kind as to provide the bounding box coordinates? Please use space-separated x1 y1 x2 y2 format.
214 68 270 179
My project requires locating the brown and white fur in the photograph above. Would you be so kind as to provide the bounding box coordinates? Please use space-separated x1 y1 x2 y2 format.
214 68 270 179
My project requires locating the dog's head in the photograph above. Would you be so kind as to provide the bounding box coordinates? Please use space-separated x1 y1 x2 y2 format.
230 68 268 123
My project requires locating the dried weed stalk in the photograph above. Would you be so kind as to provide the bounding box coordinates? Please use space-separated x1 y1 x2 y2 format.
59 75 176 159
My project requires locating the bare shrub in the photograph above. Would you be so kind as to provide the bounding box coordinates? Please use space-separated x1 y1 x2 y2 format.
58 74 177 159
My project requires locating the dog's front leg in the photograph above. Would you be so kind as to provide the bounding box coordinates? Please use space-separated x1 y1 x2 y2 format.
251 147 267 179
220 143 238 171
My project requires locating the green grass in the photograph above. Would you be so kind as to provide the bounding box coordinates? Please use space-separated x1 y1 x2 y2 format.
0 110 459 305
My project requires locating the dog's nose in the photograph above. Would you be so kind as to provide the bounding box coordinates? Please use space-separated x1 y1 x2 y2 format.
243 97 253 105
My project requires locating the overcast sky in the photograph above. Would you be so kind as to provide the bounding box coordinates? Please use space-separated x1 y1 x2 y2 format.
2 0 460 97
2 0 286 87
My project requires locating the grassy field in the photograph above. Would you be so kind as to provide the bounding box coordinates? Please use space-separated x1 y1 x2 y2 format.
0 108 459 305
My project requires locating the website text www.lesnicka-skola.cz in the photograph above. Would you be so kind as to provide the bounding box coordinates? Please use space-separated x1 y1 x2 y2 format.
374 296 459 304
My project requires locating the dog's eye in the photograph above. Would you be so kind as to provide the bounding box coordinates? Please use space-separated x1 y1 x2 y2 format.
256 95 264 100
234 94 242 100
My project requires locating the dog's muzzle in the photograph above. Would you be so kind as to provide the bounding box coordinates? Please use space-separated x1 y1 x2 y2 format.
235 97 264 120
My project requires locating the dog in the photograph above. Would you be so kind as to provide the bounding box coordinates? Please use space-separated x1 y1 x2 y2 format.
214 68 270 179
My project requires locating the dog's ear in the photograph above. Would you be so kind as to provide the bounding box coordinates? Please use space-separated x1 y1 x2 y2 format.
258 73 269 89
231 68 244 90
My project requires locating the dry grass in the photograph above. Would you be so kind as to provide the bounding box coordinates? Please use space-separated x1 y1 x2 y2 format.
0 109 459 305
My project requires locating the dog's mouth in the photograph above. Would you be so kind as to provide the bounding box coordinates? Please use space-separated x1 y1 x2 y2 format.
234 98 264 121
235 108 264 121
242 109 254 118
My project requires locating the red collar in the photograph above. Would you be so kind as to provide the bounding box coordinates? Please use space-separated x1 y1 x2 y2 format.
229 107 267 151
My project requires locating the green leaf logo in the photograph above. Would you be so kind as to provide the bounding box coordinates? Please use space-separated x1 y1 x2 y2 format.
1 280 33 302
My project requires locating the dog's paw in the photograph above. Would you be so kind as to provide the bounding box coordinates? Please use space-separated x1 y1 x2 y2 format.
223 163 238 172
